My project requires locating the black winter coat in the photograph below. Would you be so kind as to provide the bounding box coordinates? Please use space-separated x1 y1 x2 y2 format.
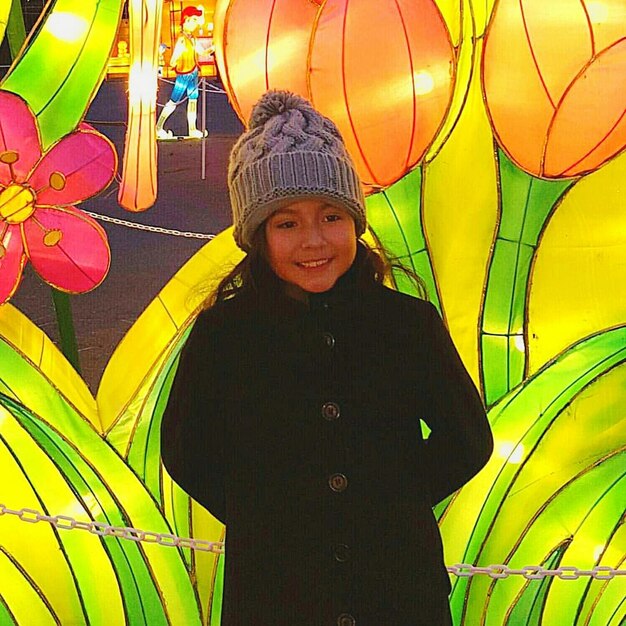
161 261 493 626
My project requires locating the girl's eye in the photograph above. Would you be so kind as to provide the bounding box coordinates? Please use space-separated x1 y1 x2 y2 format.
324 213 342 222
275 220 297 229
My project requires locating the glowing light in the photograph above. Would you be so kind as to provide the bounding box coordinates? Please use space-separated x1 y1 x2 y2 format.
413 71 435 95
593 544 605 561
498 441 525 464
45 13 89 43
587 2 609 23
128 62 158 105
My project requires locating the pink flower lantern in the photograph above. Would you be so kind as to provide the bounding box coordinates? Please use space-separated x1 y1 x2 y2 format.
0 91 116 304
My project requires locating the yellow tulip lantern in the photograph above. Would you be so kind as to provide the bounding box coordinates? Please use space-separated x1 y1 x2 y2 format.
480 0 626 404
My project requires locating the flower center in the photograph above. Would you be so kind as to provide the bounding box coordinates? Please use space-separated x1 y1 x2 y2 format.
0 183 37 224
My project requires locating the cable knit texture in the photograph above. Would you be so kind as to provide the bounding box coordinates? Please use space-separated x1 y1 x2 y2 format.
228 90 366 250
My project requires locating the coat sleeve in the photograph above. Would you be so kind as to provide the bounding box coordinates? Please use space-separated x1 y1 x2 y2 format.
421 302 493 505
160 312 226 523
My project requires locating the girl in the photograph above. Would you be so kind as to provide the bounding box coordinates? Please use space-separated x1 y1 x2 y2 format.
161 90 493 626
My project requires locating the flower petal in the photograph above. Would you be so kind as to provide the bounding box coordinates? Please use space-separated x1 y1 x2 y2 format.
0 91 42 185
584 0 626 54
483 0 555 175
23 206 110 293
545 38 626 177
28 128 117 206
0 224 26 303
521 0 592 105
310 0 454 188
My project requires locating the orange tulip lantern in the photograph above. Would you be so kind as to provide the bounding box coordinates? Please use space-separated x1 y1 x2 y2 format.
483 0 626 178
309 0 455 190
213 0 320 124
480 0 626 405
215 0 455 191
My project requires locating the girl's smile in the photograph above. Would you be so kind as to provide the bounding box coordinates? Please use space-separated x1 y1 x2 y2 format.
264 198 357 293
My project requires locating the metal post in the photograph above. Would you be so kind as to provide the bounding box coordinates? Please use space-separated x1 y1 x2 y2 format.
201 76 207 180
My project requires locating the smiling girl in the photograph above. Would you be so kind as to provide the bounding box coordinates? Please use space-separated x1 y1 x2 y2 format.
161 90 493 626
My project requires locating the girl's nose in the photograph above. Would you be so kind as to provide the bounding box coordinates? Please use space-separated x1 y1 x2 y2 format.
301 223 325 247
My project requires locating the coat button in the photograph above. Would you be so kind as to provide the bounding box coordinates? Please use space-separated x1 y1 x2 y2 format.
322 332 335 348
337 615 356 626
333 543 350 562
322 402 340 421
329 473 348 492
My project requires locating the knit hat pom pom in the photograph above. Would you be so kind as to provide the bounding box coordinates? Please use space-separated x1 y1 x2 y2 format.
249 90 310 129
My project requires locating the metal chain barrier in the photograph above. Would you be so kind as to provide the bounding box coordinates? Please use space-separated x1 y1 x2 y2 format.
446 563 623 580
2 504 625 580
0 504 224 554
84 210 217 240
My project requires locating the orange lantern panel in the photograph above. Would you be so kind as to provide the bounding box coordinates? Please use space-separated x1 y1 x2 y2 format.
309 0 455 190
214 0 319 124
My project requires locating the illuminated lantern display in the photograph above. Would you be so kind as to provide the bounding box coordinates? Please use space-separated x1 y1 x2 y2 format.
483 0 626 178
213 0 320 123
309 0 455 189
0 1 625 625
214 0 455 190
118 0 163 211
1 0 125 148
479 0 626 404
0 231 240 625
0 92 116 303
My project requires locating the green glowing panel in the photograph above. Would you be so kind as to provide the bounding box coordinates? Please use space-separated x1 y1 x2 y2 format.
366 167 439 304
1 0 124 147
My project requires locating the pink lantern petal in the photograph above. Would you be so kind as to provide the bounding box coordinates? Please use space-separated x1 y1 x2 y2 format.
28 128 117 206
23 205 110 293
0 91 42 185
0 224 27 303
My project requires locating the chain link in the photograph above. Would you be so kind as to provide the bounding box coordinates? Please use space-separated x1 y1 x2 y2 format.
0 504 224 553
446 563 624 580
2 504 625 579
84 210 217 240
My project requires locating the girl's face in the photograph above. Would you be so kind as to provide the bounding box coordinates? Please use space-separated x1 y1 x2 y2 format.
264 198 357 293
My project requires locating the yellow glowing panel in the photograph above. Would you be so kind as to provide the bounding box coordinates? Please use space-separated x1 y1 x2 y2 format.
527 150 626 373
97 228 243 433
0 304 98 427
0 412 125 623
422 43 498 387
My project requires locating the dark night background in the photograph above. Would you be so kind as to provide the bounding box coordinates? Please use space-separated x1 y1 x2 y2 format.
1 4 244 392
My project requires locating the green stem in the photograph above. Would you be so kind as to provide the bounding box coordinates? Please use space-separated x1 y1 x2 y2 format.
366 166 440 307
6 0 26 59
480 150 573 406
51 288 81 374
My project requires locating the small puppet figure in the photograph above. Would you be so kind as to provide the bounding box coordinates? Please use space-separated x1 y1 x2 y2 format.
156 6 210 139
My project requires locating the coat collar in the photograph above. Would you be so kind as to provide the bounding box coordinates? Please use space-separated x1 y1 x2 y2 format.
251 244 377 319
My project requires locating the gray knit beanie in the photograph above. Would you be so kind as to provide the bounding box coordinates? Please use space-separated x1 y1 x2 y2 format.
228 90 367 251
